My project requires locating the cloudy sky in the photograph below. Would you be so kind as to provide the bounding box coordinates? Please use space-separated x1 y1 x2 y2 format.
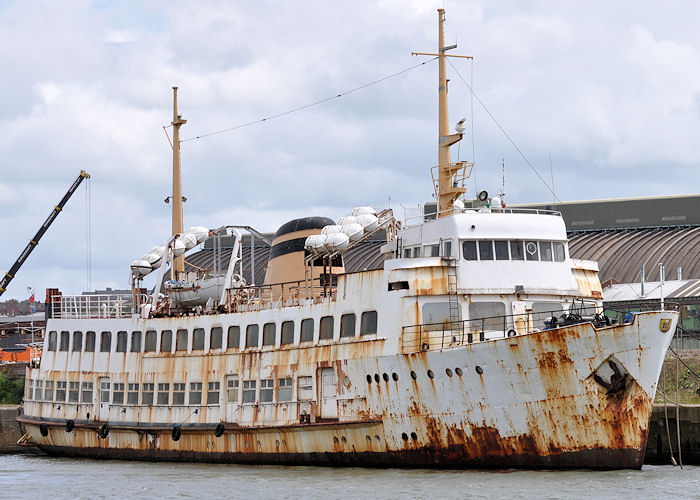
1 0 699 300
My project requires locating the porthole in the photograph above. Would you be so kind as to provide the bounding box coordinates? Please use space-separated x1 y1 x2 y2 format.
410 371 417 380
282 439 287 446
401 432 409 441
410 432 417 440
382 373 389 382
392 372 399 381
257 440 262 450
445 368 453 377
366 435 372 443
344 375 351 387
341 436 347 444
275 439 280 447
333 436 339 444
427 369 434 379
375 435 381 442
455 367 463 376
374 374 380 383
366 374 372 384
475 365 484 374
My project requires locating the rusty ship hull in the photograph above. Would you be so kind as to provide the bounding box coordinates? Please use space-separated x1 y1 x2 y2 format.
20 308 677 469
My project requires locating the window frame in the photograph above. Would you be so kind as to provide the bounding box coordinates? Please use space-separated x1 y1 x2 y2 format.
462 241 478 261
340 313 356 338
100 331 112 353
262 322 276 346
72 331 83 352
300 318 314 343
245 324 259 348
360 311 378 336
192 328 205 351
319 316 334 340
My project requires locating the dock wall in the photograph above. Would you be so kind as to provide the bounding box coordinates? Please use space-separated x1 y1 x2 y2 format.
645 404 700 465
0 405 24 454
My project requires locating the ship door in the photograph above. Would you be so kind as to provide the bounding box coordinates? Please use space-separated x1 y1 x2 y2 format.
319 367 338 419
98 377 110 421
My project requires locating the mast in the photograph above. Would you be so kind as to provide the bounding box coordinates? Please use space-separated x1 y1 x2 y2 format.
413 9 473 218
171 87 187 274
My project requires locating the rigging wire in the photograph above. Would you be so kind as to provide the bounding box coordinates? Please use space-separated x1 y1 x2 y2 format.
181 58 438 142
470 58 477 194
446 58 570 213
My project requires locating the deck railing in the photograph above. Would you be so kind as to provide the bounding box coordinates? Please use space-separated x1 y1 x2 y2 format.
226 278 337 313
50 294 146 319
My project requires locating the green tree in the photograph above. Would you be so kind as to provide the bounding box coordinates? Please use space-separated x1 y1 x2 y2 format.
0 372 24 404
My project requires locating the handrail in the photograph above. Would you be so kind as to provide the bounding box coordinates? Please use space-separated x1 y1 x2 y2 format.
50 294 148 320
401 205 562 227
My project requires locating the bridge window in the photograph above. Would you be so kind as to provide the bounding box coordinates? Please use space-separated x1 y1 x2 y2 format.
59 331 69 351
320 316 334 340
47 331 57 351
495 241 509 260
226 375 239 403
242 380 256 403
112 383 125 404
144 331 157 352
207 382 220 405
263 323 276 346
300 319 314 343
525 241 539 261
116 331 127 352
85 331 95 352
72 331 82 352
68 381 80 403
462 241 477 260
189 382 202 405
160 330 172 353
157 383 170 405
192 328 205 351
425 244 439 257
227 326 240 350
443 241 452 257
210 327 223 350
510 240 524 260
131 331 142 352
176 329 188 351
260 379 274 402
404 248 412 258
469 302 507 331
278 378 292 402
539 241 553 262
360 311 378 336
340 313 356 338
100 331 112 352
142 383 154 405
245 325 259 348
478 241 494 260
173 383 185 405
281 321 294 345
553 242 565 262
127 383 139 404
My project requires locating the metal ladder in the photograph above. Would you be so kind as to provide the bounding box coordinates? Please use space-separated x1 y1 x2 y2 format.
445 257 461 328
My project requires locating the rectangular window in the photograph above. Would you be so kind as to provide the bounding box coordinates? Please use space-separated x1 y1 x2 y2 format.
495 241 509 260
69 381 80 403
298 376 313 401
157 383 170 405
553 242 566 262
112 383 125 404
142 383 154 405
260 379 274 403
278 378 292 402
532 301 565 326
320 316 334 340
116 331 127 352
263 322 276 346
189 382 202 405
340 313 356 338
192 328 205 350
539 241 553 262
412 247 421 257
300 319 314 342
100 380 110 403
82 382 93 403
27 379 34 400
226 375 239 403
404 247 412 258
100 331 112 352
56 381 66 402
85 331 95 352
227 326 240 349
360 311 378 335
144 330 157 352
34 380 43 401
176 329 188 351
510 240 525 260
127 383 139 404
72 331 82 352
525 241 539 261
478 240 494 260
161 330 172 353
443 241 452 257
210 327 223 350
207 382 220 405
462 241 477 260
242 380 256 404
469 302 507 331
44 381 54 402
48 331 57 351
425 244 439 257
281 321 294 345
245 324 259 348
59 331 70 351
130 331 142 352
173 383 185 405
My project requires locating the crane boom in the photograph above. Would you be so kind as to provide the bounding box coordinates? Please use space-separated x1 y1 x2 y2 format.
0 170 90 297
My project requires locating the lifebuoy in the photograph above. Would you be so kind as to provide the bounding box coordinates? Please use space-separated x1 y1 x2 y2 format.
65 420 74 433
39 423 49 437
507 329 517 338
171 425 182 441
99 423 110 439
214 422 225 438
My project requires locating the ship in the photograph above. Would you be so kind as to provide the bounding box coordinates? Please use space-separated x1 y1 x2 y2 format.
18 9 678 469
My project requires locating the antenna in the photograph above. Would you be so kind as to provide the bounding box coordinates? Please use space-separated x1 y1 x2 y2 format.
548 151 555 205
501 158 505 197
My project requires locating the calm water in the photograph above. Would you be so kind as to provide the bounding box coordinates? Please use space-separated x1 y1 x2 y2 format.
1 454 699 499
